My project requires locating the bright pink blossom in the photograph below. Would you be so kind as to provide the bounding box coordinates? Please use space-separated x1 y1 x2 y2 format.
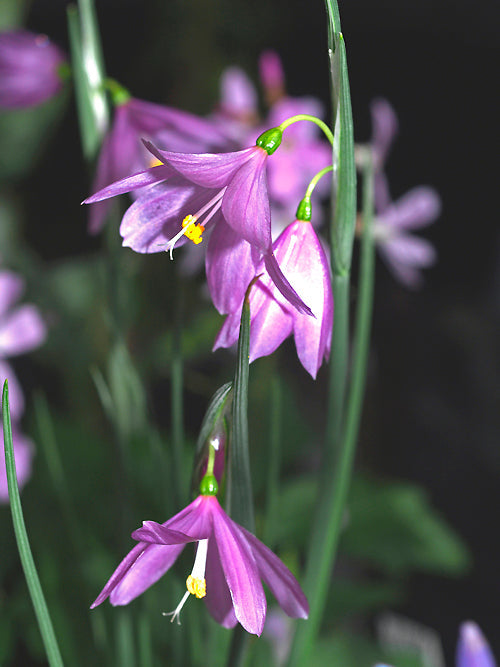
91 494 308 636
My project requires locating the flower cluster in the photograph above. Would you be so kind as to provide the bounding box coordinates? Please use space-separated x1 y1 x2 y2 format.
0 270 46 501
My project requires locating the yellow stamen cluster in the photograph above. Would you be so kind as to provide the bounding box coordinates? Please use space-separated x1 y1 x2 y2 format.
186 575 206 599
148 157 163 168
182 215 205 245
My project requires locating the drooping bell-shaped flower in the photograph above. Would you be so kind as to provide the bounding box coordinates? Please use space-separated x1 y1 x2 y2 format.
88 94 233 233
369 98 441 288
213 211 333 379
0 30 67 109
456 621 497 667
84 133 313 315
91 477 308 636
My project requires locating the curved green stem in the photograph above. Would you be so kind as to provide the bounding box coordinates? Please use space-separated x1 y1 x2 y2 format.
279 114 334 146
304 165 334 199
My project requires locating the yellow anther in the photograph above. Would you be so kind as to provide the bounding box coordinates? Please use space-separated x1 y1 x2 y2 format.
186 575 206 599
148 157 164 168
182 215 205 245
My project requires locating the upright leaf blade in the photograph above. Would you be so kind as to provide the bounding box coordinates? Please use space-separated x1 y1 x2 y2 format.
226 295 254 532
2 381 64 667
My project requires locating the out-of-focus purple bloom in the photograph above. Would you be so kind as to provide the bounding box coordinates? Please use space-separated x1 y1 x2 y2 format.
89 97 233 234
457 621 497 667
264 97 331 219
213 218 333 378
0 270 46 420
369 98 441 288
91 494 308 636
0 30 66 109
0 427 34 502
259 50 285 104
85 140 313 315
263 608 293 665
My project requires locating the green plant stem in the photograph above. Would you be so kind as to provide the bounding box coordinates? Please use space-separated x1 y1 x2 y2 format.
287 151 375 667
279 114 334 146
2 381 64 667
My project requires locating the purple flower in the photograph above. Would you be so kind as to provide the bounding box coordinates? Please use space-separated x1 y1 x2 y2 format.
259 50 285 104
89 97 233 234
213 218 333 378
91 494 309 636
457 621 497 667
0 30 66 109
0 270 46 420
85 140 313 315
369 98 441 288
0 427 34 503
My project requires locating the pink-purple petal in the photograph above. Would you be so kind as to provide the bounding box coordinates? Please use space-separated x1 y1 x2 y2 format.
204 536 238 629
370 98 398 167
0 271 24 318
457 621 497 667
221 148 271 251
206 219 260 315
109 543 185 607
144 142 257 188
0 305 46 357
84 165 174 204
212 503 267 636
239 526 309 620
378 186 441 230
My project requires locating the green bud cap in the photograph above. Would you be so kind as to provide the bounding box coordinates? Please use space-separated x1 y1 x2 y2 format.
296 197 312 222
256 127 283 155
105 78 131 107
200 474 218 496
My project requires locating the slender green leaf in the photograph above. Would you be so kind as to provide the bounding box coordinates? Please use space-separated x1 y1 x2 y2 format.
325 0 357 276
226 296 254 530
67 0 108 160
2 381 64 667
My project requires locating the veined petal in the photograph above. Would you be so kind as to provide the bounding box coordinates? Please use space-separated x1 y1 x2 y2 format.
0 271 24 317
239 526 309 619
248 283 293 362
0 305 46 357
378 186 441 230
212 500 267 636
204 536 238 629
206 218 260 315
144 141 257 188
221 148 271 251
133 495 213 543
264 252 313 316
108 543 185 607
84 164 174 204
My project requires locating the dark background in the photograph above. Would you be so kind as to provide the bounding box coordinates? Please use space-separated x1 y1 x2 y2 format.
14 0 500 661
